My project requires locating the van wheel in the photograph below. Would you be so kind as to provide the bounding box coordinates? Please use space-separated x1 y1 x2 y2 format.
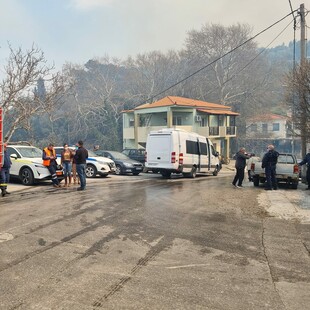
213 167 219 176
189 166 197 178
161 171 171 179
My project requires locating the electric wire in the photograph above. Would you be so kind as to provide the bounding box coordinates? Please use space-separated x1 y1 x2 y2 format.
145 9 298 103
215 19 295 91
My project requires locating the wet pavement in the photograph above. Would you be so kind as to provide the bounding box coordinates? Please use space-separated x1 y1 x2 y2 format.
0 172 309 309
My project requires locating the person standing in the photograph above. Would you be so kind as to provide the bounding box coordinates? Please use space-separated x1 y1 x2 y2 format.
262 144 279 190
74 140 88 191
42 143 60 188
0 143 12 197
61 143 74 187
299 149 310 190
232 147 250 188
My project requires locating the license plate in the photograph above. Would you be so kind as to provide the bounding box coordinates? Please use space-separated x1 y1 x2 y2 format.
56 171 63 176
136 167 142 170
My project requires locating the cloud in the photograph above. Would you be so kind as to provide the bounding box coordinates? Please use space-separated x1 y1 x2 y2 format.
70 0 114 10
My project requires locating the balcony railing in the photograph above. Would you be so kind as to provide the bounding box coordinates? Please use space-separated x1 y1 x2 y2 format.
226 126 236 135
209 126 219 136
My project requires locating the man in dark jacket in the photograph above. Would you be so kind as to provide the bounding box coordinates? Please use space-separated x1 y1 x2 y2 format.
75 140 88 191
232 147 250 188
0 143 12 197
299 149 310 190
262 144 279 190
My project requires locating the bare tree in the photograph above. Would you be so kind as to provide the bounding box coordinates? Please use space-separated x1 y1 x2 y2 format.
285 60 310 156
0 44 71 141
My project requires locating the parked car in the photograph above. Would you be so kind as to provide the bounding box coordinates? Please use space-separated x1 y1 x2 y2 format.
54 147 116 178
122 148 146 164
6 144 64 185
95 150 143 175
250 153 300 189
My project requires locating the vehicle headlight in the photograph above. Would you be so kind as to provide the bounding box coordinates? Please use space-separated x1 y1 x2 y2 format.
35 164 46 168
124 162 133 167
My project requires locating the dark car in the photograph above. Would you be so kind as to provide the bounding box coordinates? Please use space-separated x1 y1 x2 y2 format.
95 150 143 175
122 148 146 164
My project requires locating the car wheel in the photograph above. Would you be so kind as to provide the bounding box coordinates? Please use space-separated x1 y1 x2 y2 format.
115 164 122 175
212 166 220 176
85 164 97 178
291 181 298 189
132 172 140 176
161 170 171 179
100 174 108 178
20 167 35 185
253 176 259 187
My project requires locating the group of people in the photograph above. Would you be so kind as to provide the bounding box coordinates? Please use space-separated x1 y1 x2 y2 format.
232 144 310 190
42 140 88 191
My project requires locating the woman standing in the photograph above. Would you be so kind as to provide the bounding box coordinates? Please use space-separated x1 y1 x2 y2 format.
61 143 74 187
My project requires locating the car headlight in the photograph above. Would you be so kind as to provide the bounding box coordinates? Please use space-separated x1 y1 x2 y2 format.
124 162 133 167
35 164 46 168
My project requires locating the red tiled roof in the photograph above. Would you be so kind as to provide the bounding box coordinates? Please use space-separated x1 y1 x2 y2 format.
249 113 288 122
197 108 240 116
135 96 232 110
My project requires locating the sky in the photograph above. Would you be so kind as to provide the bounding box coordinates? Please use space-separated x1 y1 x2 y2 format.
0 0 308 71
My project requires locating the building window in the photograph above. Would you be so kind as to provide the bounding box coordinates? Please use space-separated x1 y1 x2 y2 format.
129 119 134 127
250 124 257 132
173 116 182 126
262 123 268 133
201 117 207 127
273 123 280 131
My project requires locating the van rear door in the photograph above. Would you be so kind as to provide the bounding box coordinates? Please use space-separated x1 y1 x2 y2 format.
147 134 171 164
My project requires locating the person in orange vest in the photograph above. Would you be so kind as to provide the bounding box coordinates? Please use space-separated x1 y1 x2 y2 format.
42 143 60 188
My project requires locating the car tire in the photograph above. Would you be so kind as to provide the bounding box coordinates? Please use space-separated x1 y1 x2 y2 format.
85 164 97 178
115 164 122 175
132 172 140 176
20 167 35 185
100 174 108 178
213 166 220 176
253 176 259 187
161 170 171 179
291 181 298 189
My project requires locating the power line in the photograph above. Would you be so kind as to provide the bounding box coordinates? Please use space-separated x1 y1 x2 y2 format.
145 9 298 103
215 19 295 92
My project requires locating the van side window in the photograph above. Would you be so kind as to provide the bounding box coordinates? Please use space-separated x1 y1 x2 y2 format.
199 142 208 155
186 140 199 155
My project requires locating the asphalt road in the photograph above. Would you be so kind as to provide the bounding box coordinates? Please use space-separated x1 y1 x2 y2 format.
0 171 310 309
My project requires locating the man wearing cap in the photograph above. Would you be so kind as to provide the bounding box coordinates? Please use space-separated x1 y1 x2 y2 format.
262 144 279 190
299 149 310 190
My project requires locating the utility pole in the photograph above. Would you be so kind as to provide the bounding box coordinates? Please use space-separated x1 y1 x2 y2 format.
300 3 307 158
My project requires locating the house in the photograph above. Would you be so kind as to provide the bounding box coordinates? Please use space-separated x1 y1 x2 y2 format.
245 113 301 156
122 96 239 158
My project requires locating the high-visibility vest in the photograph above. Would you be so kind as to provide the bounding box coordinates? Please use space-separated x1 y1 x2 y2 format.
43 147 56 167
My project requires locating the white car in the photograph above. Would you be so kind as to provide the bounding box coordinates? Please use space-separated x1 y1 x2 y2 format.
6 145 64 185
54 147 116 178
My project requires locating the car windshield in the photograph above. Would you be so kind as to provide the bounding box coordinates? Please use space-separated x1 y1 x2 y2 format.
16 147 43 158
88 150 99 157
108 151 129 160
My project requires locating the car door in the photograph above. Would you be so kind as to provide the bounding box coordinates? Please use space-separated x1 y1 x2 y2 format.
6 147 21 177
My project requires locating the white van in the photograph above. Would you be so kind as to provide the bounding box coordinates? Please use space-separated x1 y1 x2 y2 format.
145 129 220 178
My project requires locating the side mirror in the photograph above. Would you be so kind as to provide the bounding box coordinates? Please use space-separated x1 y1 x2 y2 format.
10 154 18 159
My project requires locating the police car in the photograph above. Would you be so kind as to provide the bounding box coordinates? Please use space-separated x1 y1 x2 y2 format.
6 144 64 185
54 147 116 178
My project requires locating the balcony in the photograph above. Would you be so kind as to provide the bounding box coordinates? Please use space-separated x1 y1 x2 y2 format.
123 127 135 139
226 126 236 136
209 126 219 136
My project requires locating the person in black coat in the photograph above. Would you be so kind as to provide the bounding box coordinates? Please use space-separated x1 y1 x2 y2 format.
0 143 12 197
299 149 310 190
232 147 250 188
262 144 279 190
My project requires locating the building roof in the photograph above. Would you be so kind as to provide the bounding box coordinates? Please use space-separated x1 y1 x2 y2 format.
197 108 240 116
248 113 288 122
134 96 232 111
